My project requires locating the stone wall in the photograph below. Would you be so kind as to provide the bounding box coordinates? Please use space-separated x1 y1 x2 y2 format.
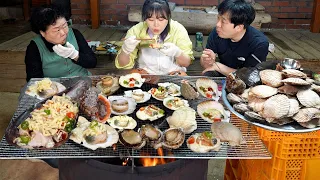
70 0 313 29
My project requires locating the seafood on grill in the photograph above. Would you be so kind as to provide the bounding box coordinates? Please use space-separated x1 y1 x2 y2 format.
166 107 197 134
211 122 244 146
124 89 151 103
70 116 118 150
96 76 120 96
163 96 189 110
8 80 90 149
80 88 112 123
136 105 165 121
108 96 136 115
119 73 145 88
158 82 181 96
197 100 230 123
187 131 221 153
139 124 163 149
119 129 146 149
196 78 221 100
148 86 168 101
162 128 185 149
180 79 199 100
26 78 66 99
107 115 137 130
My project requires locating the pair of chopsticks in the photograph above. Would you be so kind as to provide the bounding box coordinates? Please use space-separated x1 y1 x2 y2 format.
121 38 155 41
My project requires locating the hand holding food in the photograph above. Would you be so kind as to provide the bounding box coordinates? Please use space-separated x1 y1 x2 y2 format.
53 42 79 59
122 36 141 54
159 43 182 57
201 49 216 68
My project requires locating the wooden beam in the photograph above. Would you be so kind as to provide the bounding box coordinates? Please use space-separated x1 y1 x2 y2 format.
90 0 100 29
311 0 320 33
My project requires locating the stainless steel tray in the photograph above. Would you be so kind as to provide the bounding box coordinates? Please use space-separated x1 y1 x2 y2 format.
222 83 320 133
0 75 271 160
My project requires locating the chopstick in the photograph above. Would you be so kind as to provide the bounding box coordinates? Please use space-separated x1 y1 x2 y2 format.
121 38 155 41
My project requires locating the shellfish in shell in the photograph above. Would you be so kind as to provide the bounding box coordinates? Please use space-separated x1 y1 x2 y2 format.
227 93 244 105
259 69 283 87
96 76 120 96
292 108 320 123
139 124 163 149
249 85 278 99
187 132 221 153
163 96 189 110
162 128 185 149
226 72 246 94
197 100 230 123
180 79 199 100
25 78 66 99
108 96 137 115
166 107 197 134
136 105 165 121
124 89 151 103
107 115 137 130
158 82 181 96
211 122 244 146
119 73 145 88
282 78 311 86
119 129 146 149
282 69 307 79
261 94 290 122
296 89 320 108
148 87 168 101
196 78 221 100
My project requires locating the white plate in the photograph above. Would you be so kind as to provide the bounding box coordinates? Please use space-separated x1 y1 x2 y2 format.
25 81 66 100
124 89 151 103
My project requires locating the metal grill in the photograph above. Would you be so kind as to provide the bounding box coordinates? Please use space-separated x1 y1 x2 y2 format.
0 75 271 160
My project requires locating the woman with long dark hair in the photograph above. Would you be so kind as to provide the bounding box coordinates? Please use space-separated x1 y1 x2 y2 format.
116 0 193 75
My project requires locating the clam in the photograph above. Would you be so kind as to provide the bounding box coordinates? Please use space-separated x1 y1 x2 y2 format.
297 89 320 107
282 69 307 79
226 72 246 94
259 69 283 87
107 115 137 130
158 82 181 96
197 100 230 123
227 93 244 105
162 128 185 149
249 85 278 98
139 124 163 149
124 89 151 103
211 122 244 146
166 107 197 134
136 105 165 121
261 94 290 122
119 73 145 88
180 79 199 100
233 103 252 114
282 78 311 86
96 76 120 96
196 78 220 100
187 132 221 153
163 96 189 110
108 96 137 115
119 129 146 149
292 108 320 122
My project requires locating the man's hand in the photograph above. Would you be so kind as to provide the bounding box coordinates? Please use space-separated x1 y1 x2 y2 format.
122 36 140 54
200 49 216 69
160 43 182 57
53 42 79 59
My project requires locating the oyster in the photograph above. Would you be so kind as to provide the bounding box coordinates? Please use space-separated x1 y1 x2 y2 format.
296 89 320 107
196 78 220 100
136 105 165 121
162 128 185 149
96 76 120 96
148 87 168 101
259 69 283 87
180 79 199 100
119 129 146 149
124 89 151 103
187 132 221 153
158 82 181 96
70 116 119 150
163 96 189 110
197 100 230 123
249 85 278 98
108 96 136 115
211 122 244 146
226 72 246 94
119 73 145 88
166 107 197 134
139 124 163 149
107 115 137 130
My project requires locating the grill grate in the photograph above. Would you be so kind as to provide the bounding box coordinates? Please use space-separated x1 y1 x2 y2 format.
0 75 271 159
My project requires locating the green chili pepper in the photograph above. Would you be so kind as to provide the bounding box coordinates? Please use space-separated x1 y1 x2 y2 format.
123 80 129 85
203 131 212 139
20 135 31 144
159 109 165 114
20 121 29 130
44 109 51 115
90 120 98 129
64 124 73 133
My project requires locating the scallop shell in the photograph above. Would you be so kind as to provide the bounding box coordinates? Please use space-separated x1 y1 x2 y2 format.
119 73 145 88
70 116 119 150
287 97 300 117
108 96 137 115
282 78 311 86
244 111 266 122
240 88 250 102
197 100 230 123
261 94 290 122
297 89 320 107
211 122 244 146
166 107 197 134
119 129 146 149
233 103 252 114
282 69 307 79
196 78 221 100
249 85 278 98
298 118 320 129
272 117 294 126
248 96 266 113
107 115 137 130
311 84 320 94
96 76 120 96
187 132 221 153
259 69 283 87
148 87 168 101
292 108 320 122
162 128 185 149
180 79 199 100
278 84 300 96
124 89 151 103
158 82 181 96
136 105 165 121
227 93 244 105
163 96 189 110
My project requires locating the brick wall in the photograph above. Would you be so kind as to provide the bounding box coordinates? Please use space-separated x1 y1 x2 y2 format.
70 0 314 29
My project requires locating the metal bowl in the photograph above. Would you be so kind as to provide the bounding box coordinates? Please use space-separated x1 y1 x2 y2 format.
280 58 301 69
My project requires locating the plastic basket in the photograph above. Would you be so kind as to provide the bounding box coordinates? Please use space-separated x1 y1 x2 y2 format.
256 127 320 141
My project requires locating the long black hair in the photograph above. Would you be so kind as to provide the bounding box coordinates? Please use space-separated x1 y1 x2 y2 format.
218 0 255 29
142 0 171 41
30 5 66 34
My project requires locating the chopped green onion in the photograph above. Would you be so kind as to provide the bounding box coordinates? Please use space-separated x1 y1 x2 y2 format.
44 109 51 115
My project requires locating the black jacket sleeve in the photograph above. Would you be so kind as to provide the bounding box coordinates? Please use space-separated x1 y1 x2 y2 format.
72 28 97 68
25 41 44 81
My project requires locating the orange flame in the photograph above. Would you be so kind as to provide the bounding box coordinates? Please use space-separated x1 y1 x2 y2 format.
140 148 175 167
122 157 129 166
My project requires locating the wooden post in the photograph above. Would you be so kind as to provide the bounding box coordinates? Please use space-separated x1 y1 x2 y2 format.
90 0 100 29
23 0 30 20
311 0 320 33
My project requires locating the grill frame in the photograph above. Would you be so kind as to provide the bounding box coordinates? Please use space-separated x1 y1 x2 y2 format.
0 75 271 160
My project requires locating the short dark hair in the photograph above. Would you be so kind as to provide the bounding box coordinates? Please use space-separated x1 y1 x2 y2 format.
142 0 171 41
218 0 255 29
30 5 66 34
